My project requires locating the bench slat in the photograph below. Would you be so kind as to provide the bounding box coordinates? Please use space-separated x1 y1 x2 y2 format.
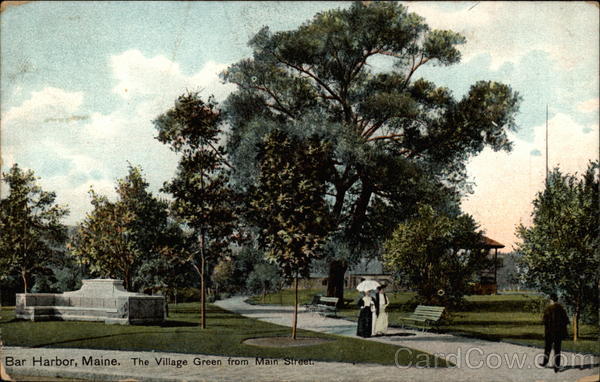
305 295 338 316
399 305 445 331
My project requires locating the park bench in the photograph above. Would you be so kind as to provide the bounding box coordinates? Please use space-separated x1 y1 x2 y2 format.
304 295 339 317
398 305 445 332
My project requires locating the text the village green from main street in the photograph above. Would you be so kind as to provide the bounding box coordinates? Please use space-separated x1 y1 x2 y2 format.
4 355 315 369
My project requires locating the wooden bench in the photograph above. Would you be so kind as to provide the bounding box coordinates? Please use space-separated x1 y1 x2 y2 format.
303 295 339 317
398 305 445 331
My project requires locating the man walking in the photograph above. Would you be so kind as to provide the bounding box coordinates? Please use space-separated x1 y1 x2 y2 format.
540 293 570 372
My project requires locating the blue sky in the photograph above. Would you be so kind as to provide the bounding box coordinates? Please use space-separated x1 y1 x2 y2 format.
1 1 598 248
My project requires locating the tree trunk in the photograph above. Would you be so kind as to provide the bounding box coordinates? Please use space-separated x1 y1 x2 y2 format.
200 230 206 329
326 260 347 308
573 297 581 342
124 269 132 292
292 274 298 340
21 270 30 293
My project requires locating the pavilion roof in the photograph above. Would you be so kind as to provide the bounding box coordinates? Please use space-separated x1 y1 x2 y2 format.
482 236 505 249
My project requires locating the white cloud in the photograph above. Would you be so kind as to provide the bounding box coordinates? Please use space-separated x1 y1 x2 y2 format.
462 113 599 250
82 111 125 140
577 98 599 113
1 87 84 127
406 2 599 71
43 173 117 224
110 49 235 104
0 147 16 173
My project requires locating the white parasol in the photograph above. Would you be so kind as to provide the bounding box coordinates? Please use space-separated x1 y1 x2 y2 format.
356 279 380 292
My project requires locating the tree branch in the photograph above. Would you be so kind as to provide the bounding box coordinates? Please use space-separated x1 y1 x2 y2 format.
272 52 343 105
367 133 404 142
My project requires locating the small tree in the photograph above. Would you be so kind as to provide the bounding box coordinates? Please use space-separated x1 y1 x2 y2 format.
247 130 333 339
211 258 236 295
516 162 599 341
0 164 69 292
135 220 195 300
154 92 237 329
383 204 489 306
246 263 282 301
71 165 170 291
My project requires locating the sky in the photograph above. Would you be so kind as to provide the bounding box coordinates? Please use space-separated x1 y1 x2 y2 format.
1 1 598 251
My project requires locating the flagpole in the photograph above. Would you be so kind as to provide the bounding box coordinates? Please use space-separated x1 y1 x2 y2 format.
545 104 548 182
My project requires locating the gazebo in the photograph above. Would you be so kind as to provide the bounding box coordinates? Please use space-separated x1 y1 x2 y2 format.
478 236 505 294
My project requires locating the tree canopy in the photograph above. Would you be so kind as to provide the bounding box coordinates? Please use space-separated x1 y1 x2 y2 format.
70 165 171 291
0 164 69 293
516 161 599 340
222 2 520 300
248 130 333 278
247 130 333 338
383 204 488 306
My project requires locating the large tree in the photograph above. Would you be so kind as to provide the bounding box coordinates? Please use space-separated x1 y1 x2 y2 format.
247 130 333 339
516 162 599 341
222 2 520 302
154 92 237 329
0 164 69 293
70 165 171 291
383 204 488 306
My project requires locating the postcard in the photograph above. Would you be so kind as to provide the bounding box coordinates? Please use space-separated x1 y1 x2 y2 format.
1 2 598 381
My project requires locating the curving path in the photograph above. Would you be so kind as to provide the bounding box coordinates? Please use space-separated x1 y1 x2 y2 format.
2 296 597 382
214 296 599 382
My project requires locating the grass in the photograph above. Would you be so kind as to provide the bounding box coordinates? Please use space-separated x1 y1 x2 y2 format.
252 289 600 355
0 303 447 367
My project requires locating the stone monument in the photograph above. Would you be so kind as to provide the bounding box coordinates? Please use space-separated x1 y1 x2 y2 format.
16 279 165 325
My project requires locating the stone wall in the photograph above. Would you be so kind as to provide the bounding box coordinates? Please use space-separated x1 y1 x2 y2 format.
16 279 165 325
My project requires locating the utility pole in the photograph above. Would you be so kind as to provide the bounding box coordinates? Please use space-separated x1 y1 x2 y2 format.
545 104 549 182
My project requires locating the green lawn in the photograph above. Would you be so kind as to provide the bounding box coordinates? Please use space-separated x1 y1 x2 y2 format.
0 303 447 367
251 289 600 355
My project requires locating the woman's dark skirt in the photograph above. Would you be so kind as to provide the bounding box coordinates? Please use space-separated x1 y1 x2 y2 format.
357 307 372 337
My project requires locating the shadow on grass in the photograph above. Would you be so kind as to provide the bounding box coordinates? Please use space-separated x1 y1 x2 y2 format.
375 332 416 337
436 330 544 342
159 320 198 327
449 320 540 326
31 330 196 348
462 300 538 313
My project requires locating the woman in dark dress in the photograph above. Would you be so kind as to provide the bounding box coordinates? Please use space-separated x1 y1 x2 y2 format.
357 291 375 337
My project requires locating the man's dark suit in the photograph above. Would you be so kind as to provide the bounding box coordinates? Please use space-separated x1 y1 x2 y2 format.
541 302 570 369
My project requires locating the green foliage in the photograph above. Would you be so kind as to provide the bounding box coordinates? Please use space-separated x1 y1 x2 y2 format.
0 164 69 292
230 246 264 290
211 258 236 294
70 165 172 291
31 253 83 294
247 130 333 279
383 205 489 306
522 295 547 315
246 262 282 296
155 92 237 271
223 2 521 291
516 161 600 330
154 91 238 328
